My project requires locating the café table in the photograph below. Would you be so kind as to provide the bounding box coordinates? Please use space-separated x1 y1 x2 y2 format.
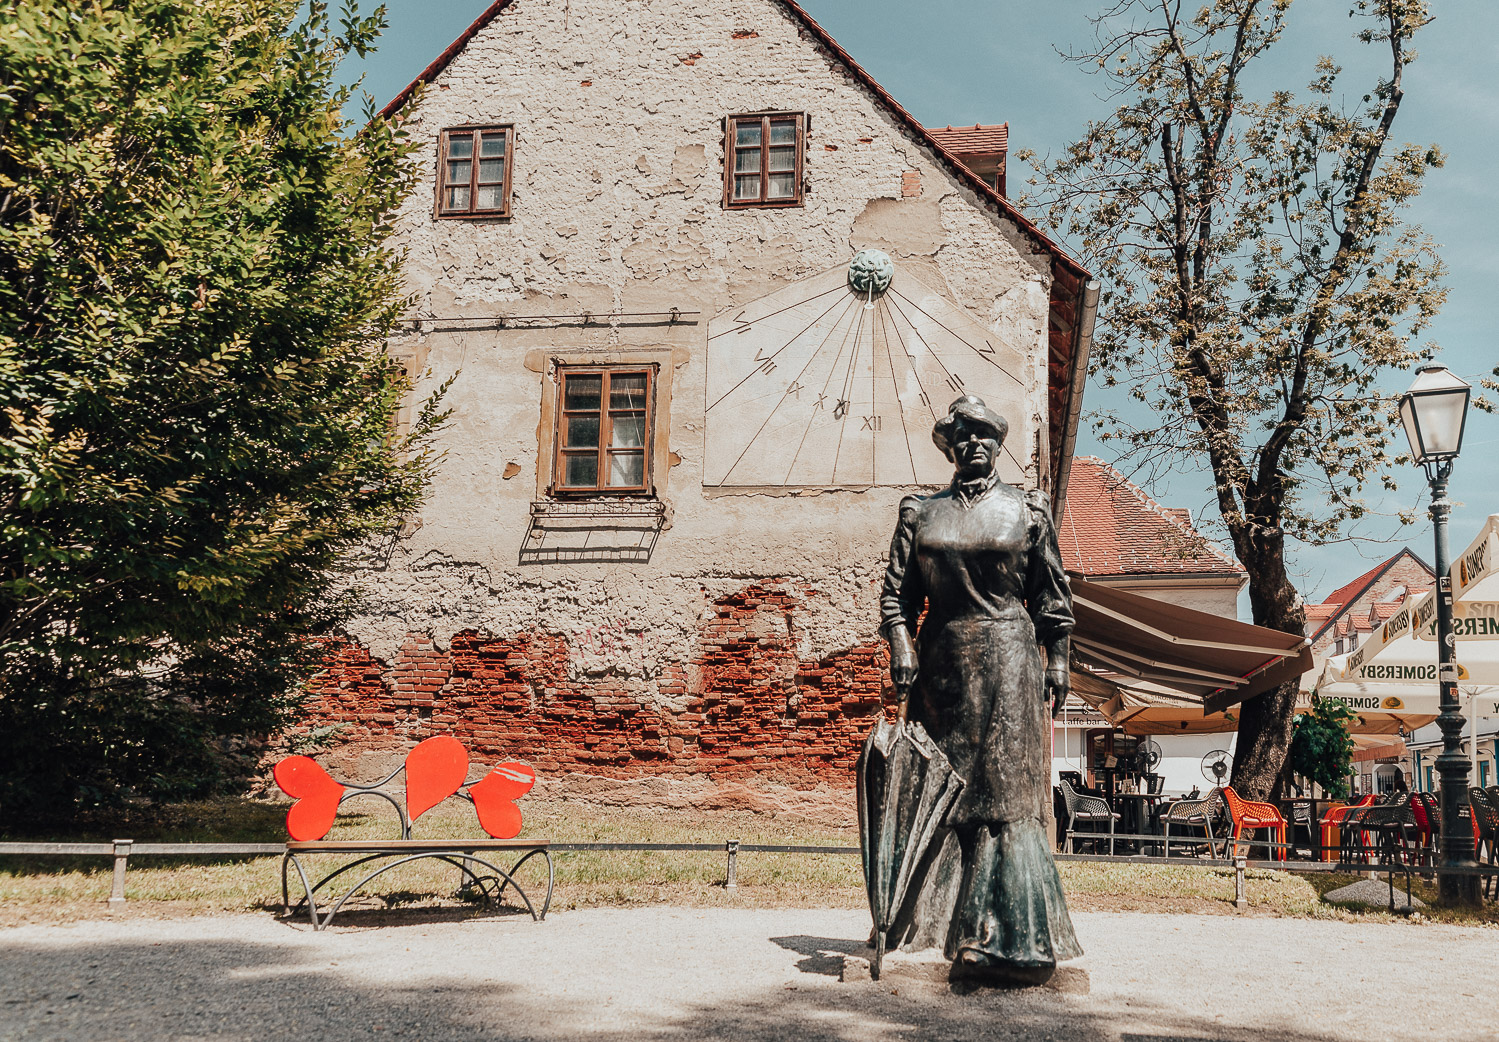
1280 797 1337 860
1111 792 1164 854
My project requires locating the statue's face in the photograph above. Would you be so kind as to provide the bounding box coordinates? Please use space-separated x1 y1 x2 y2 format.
950 417 1001 478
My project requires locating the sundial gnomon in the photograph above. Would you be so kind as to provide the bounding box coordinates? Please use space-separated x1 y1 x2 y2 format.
704 252 1031 488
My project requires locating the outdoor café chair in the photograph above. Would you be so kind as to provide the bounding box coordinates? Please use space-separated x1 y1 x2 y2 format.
1357 793 1418 869
1410 792 1439 868
1058 778 1118 854
1162 788 1222 859
1470 788 1499 898
1222 786 1288 860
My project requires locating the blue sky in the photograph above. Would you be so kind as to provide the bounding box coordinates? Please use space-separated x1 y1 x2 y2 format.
340 0 1499 604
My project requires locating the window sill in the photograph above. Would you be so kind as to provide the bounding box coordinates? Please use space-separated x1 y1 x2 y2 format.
532 497 664 519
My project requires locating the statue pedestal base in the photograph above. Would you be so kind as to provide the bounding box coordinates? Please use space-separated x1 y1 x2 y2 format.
839 947 1089 994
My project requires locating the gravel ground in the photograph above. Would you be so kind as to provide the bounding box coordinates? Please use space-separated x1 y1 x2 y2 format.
0 907 1492 1042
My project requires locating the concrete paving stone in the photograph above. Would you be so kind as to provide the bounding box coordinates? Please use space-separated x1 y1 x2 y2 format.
0 907 1493 1041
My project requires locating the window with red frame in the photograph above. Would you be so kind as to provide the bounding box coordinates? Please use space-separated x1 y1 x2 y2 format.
553 368 655 494
723 113 805 208
437 126 514 218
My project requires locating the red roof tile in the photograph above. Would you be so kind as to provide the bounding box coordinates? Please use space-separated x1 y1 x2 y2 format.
1305 603 1341 621
1057 458 1243 578
924 123 1008 155
1307 548 1435 643
1323 558 1399 609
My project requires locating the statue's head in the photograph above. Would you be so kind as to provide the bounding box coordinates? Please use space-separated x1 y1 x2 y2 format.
932 396 1008 479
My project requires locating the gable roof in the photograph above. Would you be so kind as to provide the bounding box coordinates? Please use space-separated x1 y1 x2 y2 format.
1306 547 1435 643
1057 457 1244 579
375 0 1096 503
376 3 1079 277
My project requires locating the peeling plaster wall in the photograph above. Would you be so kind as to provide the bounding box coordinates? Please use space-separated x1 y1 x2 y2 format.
323 0 1059 805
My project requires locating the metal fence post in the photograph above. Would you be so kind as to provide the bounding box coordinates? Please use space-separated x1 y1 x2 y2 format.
724 840 739 890
1234 856 1247 911
109 840 132 907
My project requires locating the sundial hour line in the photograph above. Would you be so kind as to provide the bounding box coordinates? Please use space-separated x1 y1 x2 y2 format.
880 291 940 422
705 282 846 341
886 288 1023 384
833 287 875 482
790 288 867 484
706 290 853 413
877 300 921 482
716 293 864 485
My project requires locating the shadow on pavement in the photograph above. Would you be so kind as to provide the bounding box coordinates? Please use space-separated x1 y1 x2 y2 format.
770 934 868 976
0 928 1455 1042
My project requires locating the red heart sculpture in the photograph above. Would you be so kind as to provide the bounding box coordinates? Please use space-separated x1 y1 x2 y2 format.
468 762 536 839
273 756 345 841
405 735 469 823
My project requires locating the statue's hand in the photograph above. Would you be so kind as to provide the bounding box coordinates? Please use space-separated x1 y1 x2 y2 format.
1045 667 1069 717
885 626 918 702
890 649 918 696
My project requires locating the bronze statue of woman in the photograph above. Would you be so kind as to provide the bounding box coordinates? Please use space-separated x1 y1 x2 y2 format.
879 395 1081 984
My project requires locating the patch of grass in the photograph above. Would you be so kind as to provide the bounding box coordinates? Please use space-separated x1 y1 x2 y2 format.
3 798 1495 927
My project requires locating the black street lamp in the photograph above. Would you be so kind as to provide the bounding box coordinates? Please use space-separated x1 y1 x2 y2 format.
1398 362 1479 904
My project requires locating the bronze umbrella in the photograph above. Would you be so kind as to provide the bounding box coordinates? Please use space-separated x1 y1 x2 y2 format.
856 712 963 981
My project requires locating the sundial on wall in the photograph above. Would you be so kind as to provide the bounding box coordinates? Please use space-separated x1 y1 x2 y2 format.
704 250 1032 488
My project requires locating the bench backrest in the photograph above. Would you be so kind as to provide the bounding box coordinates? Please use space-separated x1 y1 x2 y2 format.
273 735 536 842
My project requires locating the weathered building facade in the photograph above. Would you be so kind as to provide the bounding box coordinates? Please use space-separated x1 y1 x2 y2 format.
307 0 1096 815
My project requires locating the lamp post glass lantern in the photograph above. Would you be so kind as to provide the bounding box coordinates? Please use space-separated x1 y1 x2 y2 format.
1398 362 1478 903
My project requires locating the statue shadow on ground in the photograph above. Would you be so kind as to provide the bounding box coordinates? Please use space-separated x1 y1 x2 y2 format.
770 934 869 976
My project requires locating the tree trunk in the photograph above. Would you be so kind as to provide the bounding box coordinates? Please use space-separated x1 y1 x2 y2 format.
1229 530 1307 800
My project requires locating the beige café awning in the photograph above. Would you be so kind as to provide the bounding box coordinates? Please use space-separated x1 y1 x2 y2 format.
1069 669 1244 735
1068 575 1313 716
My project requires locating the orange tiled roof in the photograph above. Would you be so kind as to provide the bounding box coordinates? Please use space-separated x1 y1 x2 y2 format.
1308 548 1435 642
1058 457 1244 578
924 123 1008 155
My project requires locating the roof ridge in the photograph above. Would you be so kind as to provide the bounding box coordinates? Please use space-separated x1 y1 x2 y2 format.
373 0 1086 279
1308 547 1437 644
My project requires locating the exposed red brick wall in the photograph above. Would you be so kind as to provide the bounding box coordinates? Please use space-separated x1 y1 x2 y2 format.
306 582 890 788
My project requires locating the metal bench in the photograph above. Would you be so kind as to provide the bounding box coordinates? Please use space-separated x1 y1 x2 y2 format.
274 736 552 930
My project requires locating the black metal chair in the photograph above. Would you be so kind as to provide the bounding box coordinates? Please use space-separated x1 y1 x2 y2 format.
1162 788 1223 859
1058 778 1118 854
1469 788 1499 898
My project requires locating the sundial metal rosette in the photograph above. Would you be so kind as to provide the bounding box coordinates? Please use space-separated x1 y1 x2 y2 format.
704 253 1032 489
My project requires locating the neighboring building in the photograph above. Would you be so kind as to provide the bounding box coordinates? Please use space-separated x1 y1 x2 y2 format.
1057 457 1243 617
1052 458 1247 794
304 0 1097 815
1301 549 1437 793
1303 548 1435 673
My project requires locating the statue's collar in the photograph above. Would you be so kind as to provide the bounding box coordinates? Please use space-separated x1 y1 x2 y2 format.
949 468 999 507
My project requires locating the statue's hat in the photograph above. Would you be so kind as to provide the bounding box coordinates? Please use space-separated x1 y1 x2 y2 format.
931 395 1009 460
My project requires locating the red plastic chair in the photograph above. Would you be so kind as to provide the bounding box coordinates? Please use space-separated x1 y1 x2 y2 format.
1222 786 1288 860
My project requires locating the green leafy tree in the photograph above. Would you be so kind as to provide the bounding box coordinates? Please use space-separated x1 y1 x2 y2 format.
1290 698 1357 798
0 0 442 821
1025 0 1444 797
